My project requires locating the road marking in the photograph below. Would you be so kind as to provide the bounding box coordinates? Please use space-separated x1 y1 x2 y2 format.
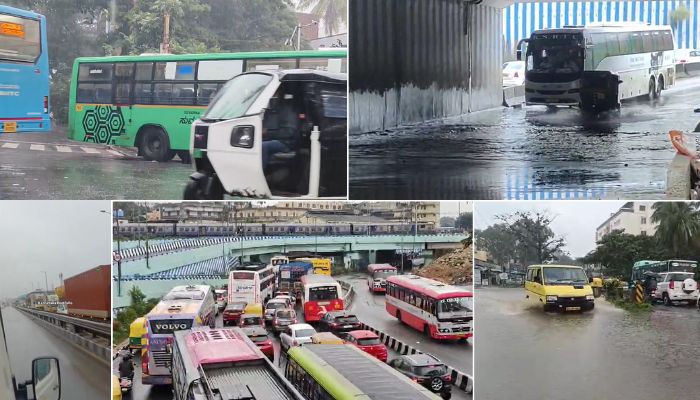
81 147 100 154
29 144 45 151
1 142 19 149
56 145 72 153
107 150 123 156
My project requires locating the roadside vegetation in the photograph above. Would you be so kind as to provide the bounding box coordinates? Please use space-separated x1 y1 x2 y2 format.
112 286 159 345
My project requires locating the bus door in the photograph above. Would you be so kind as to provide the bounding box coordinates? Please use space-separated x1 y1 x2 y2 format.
113 62 133 140
580 71 620 112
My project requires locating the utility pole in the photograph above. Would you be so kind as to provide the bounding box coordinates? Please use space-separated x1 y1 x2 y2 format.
161 10 171 54
41 271 48 294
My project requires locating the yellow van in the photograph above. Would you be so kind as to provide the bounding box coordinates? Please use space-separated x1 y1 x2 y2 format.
244 303 264 317
310 332 345 344
525 264 595 312
128 317 147 349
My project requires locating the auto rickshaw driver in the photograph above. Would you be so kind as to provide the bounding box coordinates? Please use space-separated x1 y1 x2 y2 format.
261 91 302 171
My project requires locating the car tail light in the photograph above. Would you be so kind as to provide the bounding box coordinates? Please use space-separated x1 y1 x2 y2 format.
43 96 48 113
293 319 297 324
514 71 519 78
444 375 452 382
273 318 278 325
670 281 675 289
292 340 298 346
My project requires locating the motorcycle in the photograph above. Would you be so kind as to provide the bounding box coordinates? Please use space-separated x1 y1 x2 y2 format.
120 376 132 394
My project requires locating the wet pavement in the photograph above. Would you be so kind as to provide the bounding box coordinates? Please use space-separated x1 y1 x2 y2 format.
350 76 700 200
475 287 700 400
3 306 109 400
344 274 473 375
0 128 191 199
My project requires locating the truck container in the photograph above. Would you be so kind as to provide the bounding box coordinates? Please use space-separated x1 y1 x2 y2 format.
64 265 110 319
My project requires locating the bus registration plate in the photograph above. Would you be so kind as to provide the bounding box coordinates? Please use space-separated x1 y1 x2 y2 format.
3 122 17 132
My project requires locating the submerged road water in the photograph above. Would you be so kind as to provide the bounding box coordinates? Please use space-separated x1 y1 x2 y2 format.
3 306 109 400
350 76 700 199
475 287 700 400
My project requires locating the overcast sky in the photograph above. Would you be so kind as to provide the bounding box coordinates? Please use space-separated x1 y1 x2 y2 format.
0 201 111 299
474 201 631 258
440 202 473 218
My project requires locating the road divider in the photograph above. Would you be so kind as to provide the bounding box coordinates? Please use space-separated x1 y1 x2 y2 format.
338 279 473 394
503 85 525 107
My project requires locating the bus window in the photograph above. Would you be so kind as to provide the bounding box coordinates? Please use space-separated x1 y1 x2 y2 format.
198 59 243 80
0 14 41 63
134 82 153 104
153 82 195 105
619 32 631 55
155 61 196 80
641 32 653 53
651 31 663 52
196 83 220 106
246 58 297 71
605 33 621 58
77 83 112 103
661 31 674 51
631 33 643 53
135 62 154 80
79 63 113 81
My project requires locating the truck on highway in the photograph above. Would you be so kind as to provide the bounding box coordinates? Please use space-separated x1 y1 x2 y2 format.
25 292 47 311
0 307 62 400
64 265 110 320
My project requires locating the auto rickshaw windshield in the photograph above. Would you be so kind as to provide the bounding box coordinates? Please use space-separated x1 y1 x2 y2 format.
202 73 273 120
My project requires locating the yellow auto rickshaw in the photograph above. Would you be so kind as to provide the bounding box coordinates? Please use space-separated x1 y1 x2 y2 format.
129 317 147 350
244 303 264 318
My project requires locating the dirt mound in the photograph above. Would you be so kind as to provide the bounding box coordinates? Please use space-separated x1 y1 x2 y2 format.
416 241 472 285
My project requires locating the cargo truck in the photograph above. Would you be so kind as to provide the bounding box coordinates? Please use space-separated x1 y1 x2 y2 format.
64 265 110 320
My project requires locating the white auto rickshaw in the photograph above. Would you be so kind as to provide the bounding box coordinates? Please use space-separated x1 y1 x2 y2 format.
184 69 347 199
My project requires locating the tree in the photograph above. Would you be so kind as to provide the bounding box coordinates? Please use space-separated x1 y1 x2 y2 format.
497 211 566 265
583 230 664 278
651 202 700 258
455 212 473 231
296 0 346 35
439 216 455 227
476 224 517 267
670 5 691 31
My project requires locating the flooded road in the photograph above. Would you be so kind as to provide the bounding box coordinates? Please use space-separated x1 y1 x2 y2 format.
3 306 109 400
350 76 700 199
475 287 700 400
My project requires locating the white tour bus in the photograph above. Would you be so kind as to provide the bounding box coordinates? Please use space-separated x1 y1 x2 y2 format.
518 23 675 112
227 263 276 305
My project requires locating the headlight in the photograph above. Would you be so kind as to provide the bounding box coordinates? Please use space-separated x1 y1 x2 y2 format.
230 125 254 148
546 295 558 302
586 295 594 300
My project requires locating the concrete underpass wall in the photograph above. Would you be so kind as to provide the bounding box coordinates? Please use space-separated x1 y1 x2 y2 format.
349 0 503 133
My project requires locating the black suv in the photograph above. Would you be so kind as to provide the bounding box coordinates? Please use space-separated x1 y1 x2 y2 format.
317 310 362 334
388 354 452 399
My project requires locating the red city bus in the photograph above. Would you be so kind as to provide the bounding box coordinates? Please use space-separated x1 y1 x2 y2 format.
300 275 344 322
367 263 397 293
386 275 473 340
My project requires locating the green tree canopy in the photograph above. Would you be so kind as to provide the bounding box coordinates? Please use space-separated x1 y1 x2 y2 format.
651 202 700 259
583 230 664 279
455 212 473 231
496 211 566 266
297 0 346 35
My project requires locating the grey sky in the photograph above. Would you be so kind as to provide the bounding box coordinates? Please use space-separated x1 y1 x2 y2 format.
440 202 473 218
0 201 111 298
474 201 628 258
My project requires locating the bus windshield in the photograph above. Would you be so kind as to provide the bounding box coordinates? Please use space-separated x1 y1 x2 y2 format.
201 73 272 121
437 297 472 320
308 286 338 301
527 33 583 74
543 267 588 285
373 270 396 280
0 14 41 63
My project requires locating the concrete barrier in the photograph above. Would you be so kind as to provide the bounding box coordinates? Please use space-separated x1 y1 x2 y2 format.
676 62 700 78
358 321 474 394
16 307 110 365
502 84 525 107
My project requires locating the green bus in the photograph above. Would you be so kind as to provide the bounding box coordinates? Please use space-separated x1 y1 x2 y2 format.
284 344 441 400
631 259 697 282
67 49 347 162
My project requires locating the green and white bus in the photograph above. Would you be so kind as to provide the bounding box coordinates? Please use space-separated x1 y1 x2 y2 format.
284 344 441 400
67 49 346 162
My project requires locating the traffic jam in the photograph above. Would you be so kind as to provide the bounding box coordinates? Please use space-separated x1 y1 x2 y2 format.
114 256 473 400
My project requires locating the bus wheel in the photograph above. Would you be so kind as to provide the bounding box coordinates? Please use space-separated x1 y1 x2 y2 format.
140 127 175 162
656 76 664 98
648 78 656 101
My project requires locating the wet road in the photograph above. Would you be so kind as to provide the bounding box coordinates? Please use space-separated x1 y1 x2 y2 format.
343 274 473 375
123 286 470 400
475 287 700 400
0 129 191 199
350 76 700 200
3 306 109 400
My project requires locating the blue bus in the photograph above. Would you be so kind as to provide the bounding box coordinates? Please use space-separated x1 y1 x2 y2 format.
0 5 50 133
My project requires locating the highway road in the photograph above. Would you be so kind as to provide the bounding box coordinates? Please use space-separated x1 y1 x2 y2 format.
3 306 109 400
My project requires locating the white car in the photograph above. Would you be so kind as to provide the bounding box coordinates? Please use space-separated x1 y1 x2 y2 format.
676 48 700 64
274 294 295 306
279 323 316 351
654 272 699 306
502 61 526 87
264 298 290 324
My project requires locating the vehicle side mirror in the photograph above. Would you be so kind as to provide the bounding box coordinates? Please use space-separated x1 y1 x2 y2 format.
32 357 60 400
516 49 522 61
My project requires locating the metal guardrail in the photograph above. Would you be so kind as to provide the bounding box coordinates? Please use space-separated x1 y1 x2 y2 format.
15 306 110 337
15 307 110 365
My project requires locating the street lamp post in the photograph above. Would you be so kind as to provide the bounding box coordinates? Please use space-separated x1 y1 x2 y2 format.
102 209 122 297
40 271 49 294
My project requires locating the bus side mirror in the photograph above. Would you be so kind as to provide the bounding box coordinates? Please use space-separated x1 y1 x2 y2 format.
32 357 60 400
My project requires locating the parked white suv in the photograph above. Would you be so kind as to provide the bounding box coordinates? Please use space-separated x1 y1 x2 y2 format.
654 272 699 306
279 323 316 351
